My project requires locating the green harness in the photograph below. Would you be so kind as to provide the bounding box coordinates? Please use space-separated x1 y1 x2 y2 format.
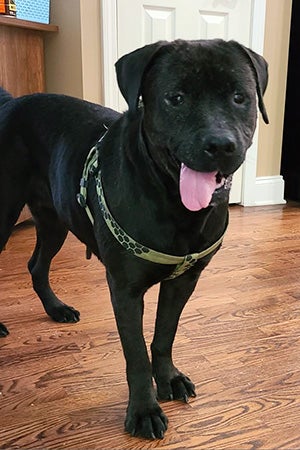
77 136 227 280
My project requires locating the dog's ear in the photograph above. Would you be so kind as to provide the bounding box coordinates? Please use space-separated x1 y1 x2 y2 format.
115 41 167 112
230 41 269 124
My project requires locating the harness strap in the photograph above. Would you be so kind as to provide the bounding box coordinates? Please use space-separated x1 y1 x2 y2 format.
77 130 108 225
95 174 227 279
77 136 228 279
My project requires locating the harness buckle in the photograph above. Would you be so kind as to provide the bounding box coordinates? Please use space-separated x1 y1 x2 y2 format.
166 255 197 279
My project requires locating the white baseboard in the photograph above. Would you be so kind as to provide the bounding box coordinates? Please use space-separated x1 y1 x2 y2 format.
253 175 286 206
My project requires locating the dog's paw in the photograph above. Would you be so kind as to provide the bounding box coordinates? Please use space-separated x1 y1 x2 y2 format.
157 373 196 402
50 304 80 323
0 322 9 337
125 402 168 439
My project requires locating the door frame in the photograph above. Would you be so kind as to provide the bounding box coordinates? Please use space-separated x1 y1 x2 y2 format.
100 0 267 206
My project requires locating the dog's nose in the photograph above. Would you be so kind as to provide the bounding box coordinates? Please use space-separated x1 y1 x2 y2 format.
203 135 236 158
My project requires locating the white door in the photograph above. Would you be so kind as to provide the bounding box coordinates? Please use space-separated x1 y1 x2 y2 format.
102 0 260 204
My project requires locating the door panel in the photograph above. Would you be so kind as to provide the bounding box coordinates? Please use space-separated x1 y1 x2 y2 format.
117 0 252 53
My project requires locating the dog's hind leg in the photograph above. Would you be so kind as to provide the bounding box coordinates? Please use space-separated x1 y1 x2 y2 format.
151 266 206 402
0 174 28 253
0 205 25 336
0 163 28 336
0 204 25 252
28 208 80 323
0 203 25 336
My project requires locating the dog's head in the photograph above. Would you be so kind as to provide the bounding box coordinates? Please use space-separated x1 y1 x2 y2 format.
115 39 269 211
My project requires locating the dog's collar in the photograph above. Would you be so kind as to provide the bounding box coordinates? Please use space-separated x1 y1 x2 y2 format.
77 135 228 279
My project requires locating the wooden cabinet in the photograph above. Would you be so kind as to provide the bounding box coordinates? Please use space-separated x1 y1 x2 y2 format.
0 16 58 95
0 16 58 222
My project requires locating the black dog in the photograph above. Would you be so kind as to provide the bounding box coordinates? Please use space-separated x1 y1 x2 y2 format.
0 39 268 439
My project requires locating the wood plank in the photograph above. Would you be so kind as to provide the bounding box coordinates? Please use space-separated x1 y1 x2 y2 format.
1 203 300 448
0 25 45 96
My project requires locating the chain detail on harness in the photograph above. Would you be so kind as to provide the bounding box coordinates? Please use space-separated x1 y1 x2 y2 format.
77 134 228 279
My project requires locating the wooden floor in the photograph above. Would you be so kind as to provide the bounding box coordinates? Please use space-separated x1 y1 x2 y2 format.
1 203 300 449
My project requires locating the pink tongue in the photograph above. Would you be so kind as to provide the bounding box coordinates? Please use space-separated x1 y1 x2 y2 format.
179 163 218 211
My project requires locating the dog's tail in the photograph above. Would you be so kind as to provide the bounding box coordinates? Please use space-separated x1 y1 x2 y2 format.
0 87 13 107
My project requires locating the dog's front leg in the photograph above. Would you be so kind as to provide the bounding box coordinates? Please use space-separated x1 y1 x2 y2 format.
106 273 168 439
151 267 204 402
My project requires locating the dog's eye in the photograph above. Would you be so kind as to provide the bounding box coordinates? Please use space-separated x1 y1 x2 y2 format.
233 93 245 104
165 93 184 107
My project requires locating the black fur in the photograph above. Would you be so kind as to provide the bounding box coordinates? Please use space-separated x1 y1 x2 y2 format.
0 39 268 439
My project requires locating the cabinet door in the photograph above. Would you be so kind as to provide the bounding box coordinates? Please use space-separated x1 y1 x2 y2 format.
0 25 45 96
